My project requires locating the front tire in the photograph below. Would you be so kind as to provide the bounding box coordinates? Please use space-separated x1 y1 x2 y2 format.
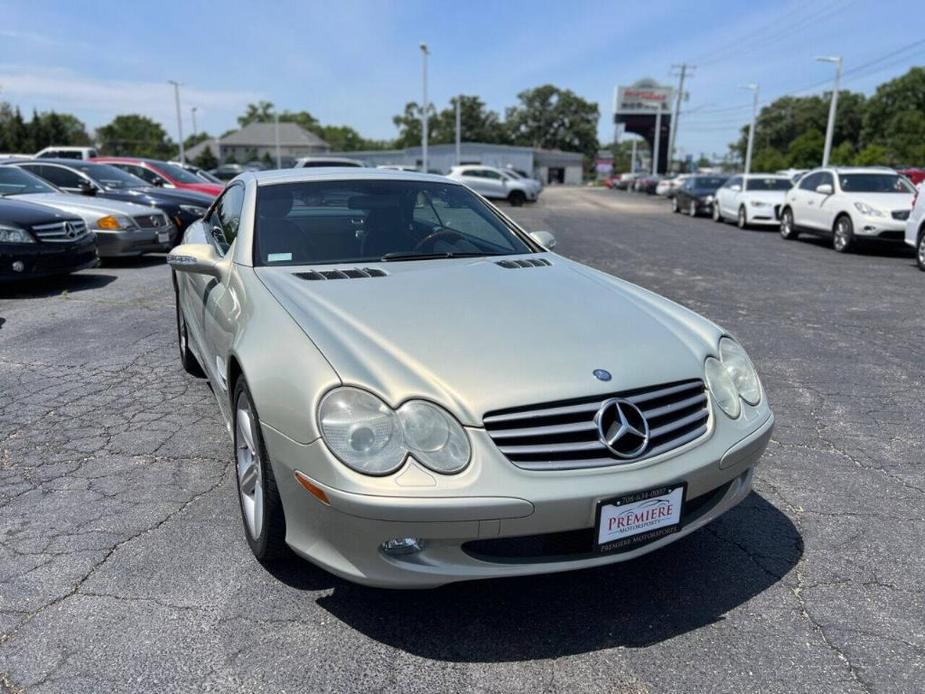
672 197 679 213
833 215 854 253
916 230 925 271
508 190 526 207
737 206 749 229
688 200 698 217
780 208 799 240
234 379 289 563
712 203 723 223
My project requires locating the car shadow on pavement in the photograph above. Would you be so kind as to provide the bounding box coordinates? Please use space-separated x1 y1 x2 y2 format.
101 254 168 269
0 272 117 299
273 491 802 660
795 236 915 259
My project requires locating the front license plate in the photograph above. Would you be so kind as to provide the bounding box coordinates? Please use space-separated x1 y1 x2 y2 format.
595 483 686 553
157 231 170 243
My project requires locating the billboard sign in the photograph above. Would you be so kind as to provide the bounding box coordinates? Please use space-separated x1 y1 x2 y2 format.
614 79 673 115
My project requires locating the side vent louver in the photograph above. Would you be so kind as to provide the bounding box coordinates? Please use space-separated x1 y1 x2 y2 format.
295 268 388 281
496 258 552 269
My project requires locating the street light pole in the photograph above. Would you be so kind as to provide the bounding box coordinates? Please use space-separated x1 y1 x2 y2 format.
455 95 461 166
168 80 184 163
817 56 843 167
420 43 430 173
652 107 662 175
274 110 281 169
741 83 759 176
191 106 198 138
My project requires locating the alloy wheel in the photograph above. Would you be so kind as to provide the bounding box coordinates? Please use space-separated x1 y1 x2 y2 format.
738 207 747 229
918 234 925 270
236 393 264 541
834 218 851 252
689 201 697 217
780 211 795 239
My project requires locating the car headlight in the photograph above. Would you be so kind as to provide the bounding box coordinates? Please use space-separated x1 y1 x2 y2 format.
854 202 884 217
705 337 763 418
319 388 470 475
704 195 714 204
0 225 36 244
750 200 769 207
96 214 134 230
179 204 206 217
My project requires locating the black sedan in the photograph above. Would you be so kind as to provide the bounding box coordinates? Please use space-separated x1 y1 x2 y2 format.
0 198 98 281
11 160 211 236
672 175 729 217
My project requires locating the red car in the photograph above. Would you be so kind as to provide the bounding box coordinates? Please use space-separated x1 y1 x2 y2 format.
92 157 223 197
899 168 925 186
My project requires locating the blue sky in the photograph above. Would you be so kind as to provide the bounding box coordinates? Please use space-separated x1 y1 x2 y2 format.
0 0 921 157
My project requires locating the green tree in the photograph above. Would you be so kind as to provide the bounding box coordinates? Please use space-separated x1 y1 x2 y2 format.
853 144 890 166
751 147 787 172
861 67 925 153
237 100 276 127
787 129 825 168
183 132 211 150
881 110 925 164
0 105 32 153
429 95 510 145
193 147 218 170
97 114 174 158
392 101 436 149
829 140 856 166
505 85 600 163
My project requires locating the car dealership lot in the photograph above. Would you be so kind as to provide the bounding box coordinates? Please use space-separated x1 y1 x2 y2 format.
0 187 922 692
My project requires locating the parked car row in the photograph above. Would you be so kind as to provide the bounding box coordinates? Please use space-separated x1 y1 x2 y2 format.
649 166 922 271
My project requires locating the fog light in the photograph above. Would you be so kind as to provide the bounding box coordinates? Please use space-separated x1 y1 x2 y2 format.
380 537 424 555
11 261 24 273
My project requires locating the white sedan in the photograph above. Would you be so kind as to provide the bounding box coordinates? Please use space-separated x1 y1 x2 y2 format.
904 183 925 271
712 174 793 229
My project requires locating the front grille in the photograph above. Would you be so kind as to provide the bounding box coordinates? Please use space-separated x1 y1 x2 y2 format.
133 213 168 228
483 379 710 471
892 209 910 221
30 220 89 242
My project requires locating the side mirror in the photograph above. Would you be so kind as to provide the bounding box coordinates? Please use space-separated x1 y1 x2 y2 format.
529 230 557 250
731 185 741 192
167 243 223 278
79 180 97 196
816 183 833 195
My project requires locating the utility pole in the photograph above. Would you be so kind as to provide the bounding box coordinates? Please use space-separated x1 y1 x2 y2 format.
630 137 637 173
191 106 198 138
817 56 843 167
667 63 694 172
274 110 281 169
455 95 461 165
741 84 759 176
168 80 185 163
652 107 662 175
420 43 430 173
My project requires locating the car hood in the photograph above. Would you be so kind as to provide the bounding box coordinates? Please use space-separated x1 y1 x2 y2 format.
115 187 213 206
845 192 913 211
255 256 722 425
16 192 155 220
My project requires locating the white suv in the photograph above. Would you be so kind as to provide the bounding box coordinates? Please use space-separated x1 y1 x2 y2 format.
447 165 537 206
779 167 915 252
904 183 925 270
713 174 793 229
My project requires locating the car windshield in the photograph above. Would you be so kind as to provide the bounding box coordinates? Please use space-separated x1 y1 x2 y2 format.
839 174 913 193
76 163 148 190
692 177 727 189
153 161 203 184
746 177 792 191
0 166 58 195
254 179 534 266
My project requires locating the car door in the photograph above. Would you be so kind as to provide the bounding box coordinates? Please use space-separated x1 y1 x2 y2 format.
790 172 821 230
813 171 838 232
719 177 741 217
30 164 92 195
459 169 490 197
201 183 245 398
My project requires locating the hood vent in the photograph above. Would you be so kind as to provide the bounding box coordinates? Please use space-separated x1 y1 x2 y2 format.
295 268 388 281
496 258 551 269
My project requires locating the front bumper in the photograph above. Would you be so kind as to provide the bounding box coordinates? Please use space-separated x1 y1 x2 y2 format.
852 214 907 241
94 225 178 257
745 205 779 225
263 405 774 588
0 237 99 281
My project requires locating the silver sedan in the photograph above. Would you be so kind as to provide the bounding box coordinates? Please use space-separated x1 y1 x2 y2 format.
168 168 773 588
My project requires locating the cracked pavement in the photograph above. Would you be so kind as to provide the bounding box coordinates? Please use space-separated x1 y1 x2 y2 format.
0 188 922 692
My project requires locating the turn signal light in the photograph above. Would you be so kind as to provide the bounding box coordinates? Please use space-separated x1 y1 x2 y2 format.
294 470 330 505
96 215 122 230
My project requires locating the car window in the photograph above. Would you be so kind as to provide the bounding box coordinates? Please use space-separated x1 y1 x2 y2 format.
252 179 533 266
799 172 820 191
0 166 59 195
38 165 84 189
839 174 914 193
154 161 204 184
208 184 245 255
481 170 503 180
113 164 163 185
727 177 742 189
817 172 835 190
76 163 147 190
746 177 792 191
463 169 484 178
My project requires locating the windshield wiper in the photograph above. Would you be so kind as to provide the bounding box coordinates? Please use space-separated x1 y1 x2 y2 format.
379 251 501 262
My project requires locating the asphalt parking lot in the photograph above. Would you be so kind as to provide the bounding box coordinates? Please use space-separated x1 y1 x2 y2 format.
0 186 922 693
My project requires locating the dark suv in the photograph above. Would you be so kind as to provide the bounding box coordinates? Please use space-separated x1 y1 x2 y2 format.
0 198 98 281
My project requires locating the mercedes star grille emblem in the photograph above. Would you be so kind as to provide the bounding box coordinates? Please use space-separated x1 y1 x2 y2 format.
594 398 650 459
64 222 77 239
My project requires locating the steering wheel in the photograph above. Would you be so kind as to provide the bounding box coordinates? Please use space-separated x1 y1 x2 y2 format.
413 228 465 252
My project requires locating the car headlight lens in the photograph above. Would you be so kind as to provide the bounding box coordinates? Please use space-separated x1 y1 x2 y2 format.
0 225 36 243
398 401 470 473
704 195 714 204
319 388 471 475
96 214 133 230
179 204 206 217
705 357 741 419
854 201 884 217
719 337 762 405
319 388 405 475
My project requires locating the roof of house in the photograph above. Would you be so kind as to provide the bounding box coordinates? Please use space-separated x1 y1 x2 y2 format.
186 138 220 160
220 122 328 148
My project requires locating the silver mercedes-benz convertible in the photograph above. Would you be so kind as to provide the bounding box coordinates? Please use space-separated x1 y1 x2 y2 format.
168 168 773 588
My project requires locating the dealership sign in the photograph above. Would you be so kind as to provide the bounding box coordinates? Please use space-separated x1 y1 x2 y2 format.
614 79 674 115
